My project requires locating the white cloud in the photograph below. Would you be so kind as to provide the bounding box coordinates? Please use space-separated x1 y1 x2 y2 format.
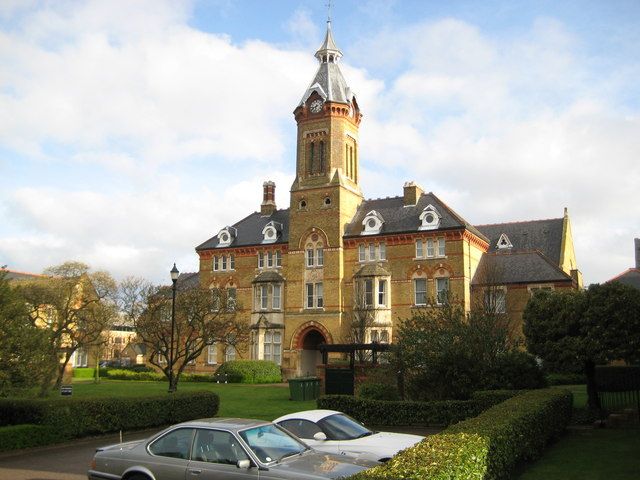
1 4 638 286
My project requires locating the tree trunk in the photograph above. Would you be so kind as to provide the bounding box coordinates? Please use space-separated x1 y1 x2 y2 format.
585 359 601 410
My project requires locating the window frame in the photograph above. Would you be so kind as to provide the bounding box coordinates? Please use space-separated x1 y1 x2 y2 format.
378 279 387 307
436 277 449 305
414 278 427 306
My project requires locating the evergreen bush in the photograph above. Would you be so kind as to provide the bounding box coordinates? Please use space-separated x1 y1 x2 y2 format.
347 388 572 480
215 360 282 384
0 391 219 451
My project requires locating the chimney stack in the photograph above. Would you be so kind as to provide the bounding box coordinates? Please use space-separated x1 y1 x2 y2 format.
635 238 639 269
403 181 424 206
261 181 276 216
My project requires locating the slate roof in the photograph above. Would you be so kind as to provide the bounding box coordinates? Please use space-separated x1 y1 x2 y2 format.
608 269 640 290
344 192 488 242
476 218 564 265
472 251 573 285
196 209 290 251
354 264 391 277
252 271 285 283
176 272 200 290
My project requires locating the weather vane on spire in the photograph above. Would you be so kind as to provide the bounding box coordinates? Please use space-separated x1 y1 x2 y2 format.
326 0 332 22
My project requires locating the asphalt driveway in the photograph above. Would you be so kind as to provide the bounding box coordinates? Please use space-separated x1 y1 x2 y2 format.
0 429 158 480
0 425 440 480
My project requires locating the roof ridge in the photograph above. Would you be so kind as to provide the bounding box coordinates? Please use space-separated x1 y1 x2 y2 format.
0 268 47 277
607 268 640 282
476 217 563 228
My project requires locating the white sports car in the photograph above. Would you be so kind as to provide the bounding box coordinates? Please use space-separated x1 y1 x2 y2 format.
274 410 424 462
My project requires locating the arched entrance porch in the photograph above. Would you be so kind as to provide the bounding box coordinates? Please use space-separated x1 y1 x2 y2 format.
292 321 332 377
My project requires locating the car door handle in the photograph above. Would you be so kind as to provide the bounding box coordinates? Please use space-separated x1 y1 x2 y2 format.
188 468 202 475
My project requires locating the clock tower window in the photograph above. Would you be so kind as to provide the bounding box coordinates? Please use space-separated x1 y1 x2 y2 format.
318 141 325 173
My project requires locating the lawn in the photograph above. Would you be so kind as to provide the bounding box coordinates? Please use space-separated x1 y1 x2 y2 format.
70 379 316 421
517 428 640 480
517 383 640 479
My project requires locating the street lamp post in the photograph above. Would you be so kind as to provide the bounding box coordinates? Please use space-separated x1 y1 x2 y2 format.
169 263 179 393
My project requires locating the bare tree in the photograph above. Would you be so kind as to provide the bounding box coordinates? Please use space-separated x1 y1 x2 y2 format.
131 283 248 392
342 278 379 362
471 258 519 344
15 261 117 394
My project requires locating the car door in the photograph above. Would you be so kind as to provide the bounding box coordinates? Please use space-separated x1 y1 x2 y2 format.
188 428 259 480
146 427 194 480
277 419 342 455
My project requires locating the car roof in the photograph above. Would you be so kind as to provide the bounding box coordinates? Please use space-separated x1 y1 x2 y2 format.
175 418 271 431
274 410 341 423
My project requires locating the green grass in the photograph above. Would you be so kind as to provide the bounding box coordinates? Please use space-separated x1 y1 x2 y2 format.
517 428 640 480
68 379 315 421
518 384 639 479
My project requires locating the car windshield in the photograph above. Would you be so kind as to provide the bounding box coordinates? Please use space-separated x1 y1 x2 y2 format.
318 414 373 441
239 424 307 464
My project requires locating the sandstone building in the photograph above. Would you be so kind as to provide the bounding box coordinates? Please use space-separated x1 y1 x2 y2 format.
193 23 582 378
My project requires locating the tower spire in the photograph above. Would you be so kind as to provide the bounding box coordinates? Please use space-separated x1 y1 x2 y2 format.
315 18 342 63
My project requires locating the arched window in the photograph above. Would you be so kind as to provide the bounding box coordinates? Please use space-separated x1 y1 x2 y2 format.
319 141 325 173
309 142 315 174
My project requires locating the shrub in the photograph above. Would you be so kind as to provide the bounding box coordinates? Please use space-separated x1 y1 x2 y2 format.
484 351 547 390
72 367 96 379
357 382 399 401
0 424 58 451
546 372 586 385
317 390 520 427
181 373 215 382
348 388 572 480
0 391 219 450
104 369 165 381
215 360 281 384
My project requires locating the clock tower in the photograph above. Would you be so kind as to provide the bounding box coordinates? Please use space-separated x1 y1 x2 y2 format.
289 20 364 250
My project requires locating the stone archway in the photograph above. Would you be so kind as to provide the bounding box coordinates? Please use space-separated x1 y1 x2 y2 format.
299 328 326 377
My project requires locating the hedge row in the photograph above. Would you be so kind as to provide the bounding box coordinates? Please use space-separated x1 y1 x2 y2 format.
0 391 219 450
317 390 519 427
348 388 572 480
0 424 59 451
215 360 282 384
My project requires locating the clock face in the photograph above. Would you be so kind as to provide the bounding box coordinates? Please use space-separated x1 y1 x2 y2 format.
310 99 323 113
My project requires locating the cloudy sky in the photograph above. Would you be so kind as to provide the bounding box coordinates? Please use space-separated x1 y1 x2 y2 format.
1 0 638 284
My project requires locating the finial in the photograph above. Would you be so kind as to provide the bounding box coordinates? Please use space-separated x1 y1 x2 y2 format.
326 0 332 22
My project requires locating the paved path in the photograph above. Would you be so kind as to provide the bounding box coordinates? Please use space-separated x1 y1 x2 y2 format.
0 429 158 480
0 425 440 480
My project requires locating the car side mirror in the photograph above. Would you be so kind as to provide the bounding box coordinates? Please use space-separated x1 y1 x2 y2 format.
313 432 327 441
237 459 251 469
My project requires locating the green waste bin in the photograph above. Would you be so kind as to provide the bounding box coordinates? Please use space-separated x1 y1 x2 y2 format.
288 378 306 401
288 377 320 401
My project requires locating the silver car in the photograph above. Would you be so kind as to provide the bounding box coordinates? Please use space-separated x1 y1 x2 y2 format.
88 418 378 480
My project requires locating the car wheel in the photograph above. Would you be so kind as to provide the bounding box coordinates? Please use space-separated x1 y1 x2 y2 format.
125 474 150 480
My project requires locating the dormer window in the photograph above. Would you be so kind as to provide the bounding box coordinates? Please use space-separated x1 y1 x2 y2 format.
261 221 282 244
419 204 441 231
361 210 384 235
217 226 237 247
497 233 513 249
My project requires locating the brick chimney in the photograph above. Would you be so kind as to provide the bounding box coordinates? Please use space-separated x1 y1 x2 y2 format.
635 238 640 269
261 181 276 215
403 181 424 206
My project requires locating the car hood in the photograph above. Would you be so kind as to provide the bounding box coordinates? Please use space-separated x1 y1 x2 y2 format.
339 431 423 456
269 450 377 479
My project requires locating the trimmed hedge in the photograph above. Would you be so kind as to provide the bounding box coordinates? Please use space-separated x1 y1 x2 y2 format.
317 390 519 427
546 372 586 385
348 388 572 480
215 360 282 384
0 424 59 451
357 383 400 401
72 367 97 379
0 391 219 450
104 368 165 381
